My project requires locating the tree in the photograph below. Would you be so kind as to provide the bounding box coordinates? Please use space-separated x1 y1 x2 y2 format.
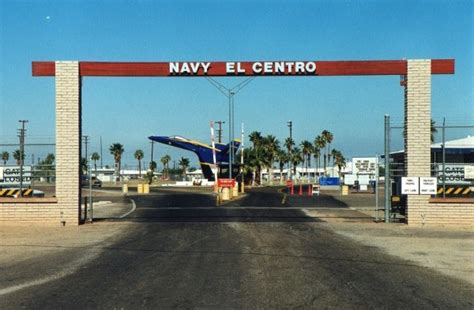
331 149 346 180
109 143 124 181
81 157 88 175
1 151 9 165
313 146 321 178
300 140 313 180
149 160 157 171
263 135 279 184
276 148 289 183
134 149 144 177
35 153 55 183
249 131 265 184
314 135 326 176
284 137 295 177
431 120 437 143
242 147 258 186
291 147 302 177
146 160 157 184
12 149 25 165
91 152 100 175
178 157 190 179
160 154 171 179
321 130 333 175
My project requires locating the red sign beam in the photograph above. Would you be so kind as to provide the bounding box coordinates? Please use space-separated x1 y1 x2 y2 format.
32 59 454 77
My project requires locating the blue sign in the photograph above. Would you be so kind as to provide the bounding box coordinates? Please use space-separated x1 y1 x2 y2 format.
319 177 340 186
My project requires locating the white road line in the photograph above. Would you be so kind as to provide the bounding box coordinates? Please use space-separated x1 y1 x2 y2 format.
119 198 137 218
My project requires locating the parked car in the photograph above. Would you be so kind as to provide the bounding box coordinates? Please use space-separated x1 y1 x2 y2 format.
81 176 102 188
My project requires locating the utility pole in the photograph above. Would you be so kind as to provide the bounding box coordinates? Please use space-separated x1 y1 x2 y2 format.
215 121 225 143
287 120 293 180
18 120 28 197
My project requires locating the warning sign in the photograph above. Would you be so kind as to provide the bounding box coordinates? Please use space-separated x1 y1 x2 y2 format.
401 177 419 195
420 177 437 195
0 166 32 187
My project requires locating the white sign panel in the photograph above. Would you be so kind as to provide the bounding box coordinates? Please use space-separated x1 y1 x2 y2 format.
352 157 377 175
0 166 32 187
435 164 471 185
465 166 474 180
420 177 437 195
402 177 419 195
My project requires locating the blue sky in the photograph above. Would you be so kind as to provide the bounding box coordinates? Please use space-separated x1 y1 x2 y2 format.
1 0 472 168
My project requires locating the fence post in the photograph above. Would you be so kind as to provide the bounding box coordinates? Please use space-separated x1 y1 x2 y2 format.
384 115 391 223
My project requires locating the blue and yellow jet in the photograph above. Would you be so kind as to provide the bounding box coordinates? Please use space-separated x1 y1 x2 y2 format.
148 135 241 180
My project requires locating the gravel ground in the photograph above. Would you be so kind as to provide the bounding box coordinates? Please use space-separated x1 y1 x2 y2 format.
322 221 474 285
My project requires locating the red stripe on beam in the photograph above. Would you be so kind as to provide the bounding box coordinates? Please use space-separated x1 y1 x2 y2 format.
32 59 455 77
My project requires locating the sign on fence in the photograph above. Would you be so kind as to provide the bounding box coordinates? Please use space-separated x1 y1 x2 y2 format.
401 177 419 195
420 177 437 195
0 166 32 187
465 166 474 180
435 164 472 185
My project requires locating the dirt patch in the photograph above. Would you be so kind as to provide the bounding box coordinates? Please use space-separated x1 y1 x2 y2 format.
324 222 474 285
0 222 130 267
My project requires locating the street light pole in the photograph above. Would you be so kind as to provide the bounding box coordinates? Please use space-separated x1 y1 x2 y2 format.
205 77 255 179
287 120 293 180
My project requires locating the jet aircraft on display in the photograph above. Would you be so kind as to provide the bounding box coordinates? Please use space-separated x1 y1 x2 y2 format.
148 135 241 181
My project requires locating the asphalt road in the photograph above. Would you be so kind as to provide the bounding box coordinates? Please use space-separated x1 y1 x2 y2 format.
1 188 472 309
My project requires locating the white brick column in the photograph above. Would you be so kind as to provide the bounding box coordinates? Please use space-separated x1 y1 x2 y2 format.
405 59 431 225
55 61 81 224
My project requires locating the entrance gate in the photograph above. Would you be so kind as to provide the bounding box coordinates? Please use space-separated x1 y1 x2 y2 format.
2 59 471 226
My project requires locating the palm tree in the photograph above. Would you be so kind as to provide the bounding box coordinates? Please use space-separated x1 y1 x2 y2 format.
1 151 9 165
109 143 124 181
300 140 313 180
134 149 144 177
284 137 295 178
160 154 171 179
249 131 263 149
276 148 288 183
249 131 264 184
81 157 88 175
431 120 437 143
331 149 346 180
149 160 157 171
91 152 100 175
178 157 190 179
263 135 279 184
314 135 326 176
12 149 24 165
313 147 321 179
243 147 258 186
291 147 302 178
321 130 333 175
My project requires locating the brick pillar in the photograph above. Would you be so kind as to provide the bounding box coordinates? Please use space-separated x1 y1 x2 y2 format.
405 59 431 225
55 61 81 225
